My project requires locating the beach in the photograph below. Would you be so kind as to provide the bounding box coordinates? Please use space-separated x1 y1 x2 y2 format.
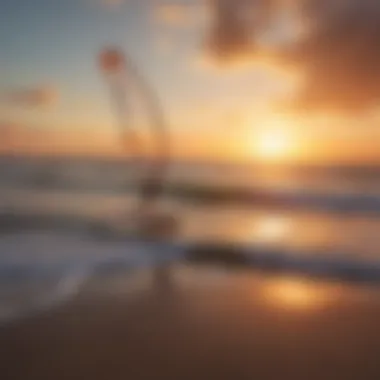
1 265 380 380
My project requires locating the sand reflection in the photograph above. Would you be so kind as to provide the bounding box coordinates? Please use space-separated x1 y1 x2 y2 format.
261 276 338 312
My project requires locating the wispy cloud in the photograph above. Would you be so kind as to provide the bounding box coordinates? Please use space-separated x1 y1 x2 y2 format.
154 3 192 26
154 1 208 28
1 85 59 108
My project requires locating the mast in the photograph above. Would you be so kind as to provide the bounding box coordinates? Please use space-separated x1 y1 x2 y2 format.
98 47 170 216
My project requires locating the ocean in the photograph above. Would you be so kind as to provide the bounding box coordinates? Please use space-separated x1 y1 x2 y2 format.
0 154 380 323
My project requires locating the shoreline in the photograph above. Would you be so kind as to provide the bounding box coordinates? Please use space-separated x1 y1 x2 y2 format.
1 266 380 379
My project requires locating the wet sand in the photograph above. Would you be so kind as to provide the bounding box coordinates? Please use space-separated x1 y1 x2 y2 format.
1 265 380 380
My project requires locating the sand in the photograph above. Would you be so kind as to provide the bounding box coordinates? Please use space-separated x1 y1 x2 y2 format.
1 265 380 380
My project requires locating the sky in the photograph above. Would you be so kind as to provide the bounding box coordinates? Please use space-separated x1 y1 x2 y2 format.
1 0 380 163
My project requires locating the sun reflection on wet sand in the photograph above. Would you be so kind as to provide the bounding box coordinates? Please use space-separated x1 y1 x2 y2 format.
261 276 337 312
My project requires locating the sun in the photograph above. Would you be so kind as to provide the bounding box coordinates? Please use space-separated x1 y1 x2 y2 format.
246 113 296 162
256 130 291 160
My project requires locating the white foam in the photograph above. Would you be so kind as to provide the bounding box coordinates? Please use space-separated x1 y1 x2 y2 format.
0 231 186 324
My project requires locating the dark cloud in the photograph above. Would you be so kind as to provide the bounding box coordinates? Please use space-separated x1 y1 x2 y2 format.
204 0 380 113
205 0 276 62
1 86 58 108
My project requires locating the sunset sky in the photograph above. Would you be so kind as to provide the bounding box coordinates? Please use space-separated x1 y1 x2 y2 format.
1 0 380 163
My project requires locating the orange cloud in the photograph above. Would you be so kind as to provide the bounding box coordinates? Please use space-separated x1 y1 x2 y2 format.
203 0 380 115
155 3 191 26
154 1 208 28
204 0 275 61
1 85 59 108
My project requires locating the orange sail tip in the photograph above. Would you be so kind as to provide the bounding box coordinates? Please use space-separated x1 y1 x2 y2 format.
99 48 125 73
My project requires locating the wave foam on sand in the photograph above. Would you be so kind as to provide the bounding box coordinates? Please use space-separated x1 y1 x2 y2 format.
1 230 380 325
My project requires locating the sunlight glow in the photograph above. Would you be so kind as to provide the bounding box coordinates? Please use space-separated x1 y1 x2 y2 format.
257 130 291 160
254 215 291 245
247 114 297 162
262 278 329 312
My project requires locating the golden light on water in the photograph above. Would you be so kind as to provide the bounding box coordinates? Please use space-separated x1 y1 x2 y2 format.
254 215 291 245
262 277 331 312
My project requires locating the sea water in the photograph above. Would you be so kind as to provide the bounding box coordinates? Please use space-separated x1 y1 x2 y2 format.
0 155 379 323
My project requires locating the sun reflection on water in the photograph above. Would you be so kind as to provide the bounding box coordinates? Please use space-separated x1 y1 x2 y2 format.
261 277 335 312
253 214 292 246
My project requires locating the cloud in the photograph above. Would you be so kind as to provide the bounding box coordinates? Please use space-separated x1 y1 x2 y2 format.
286 0 380 113
204 0 276 61
154 1 209 28
154 3 191 26
1 85 59 108
203 0 380 114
